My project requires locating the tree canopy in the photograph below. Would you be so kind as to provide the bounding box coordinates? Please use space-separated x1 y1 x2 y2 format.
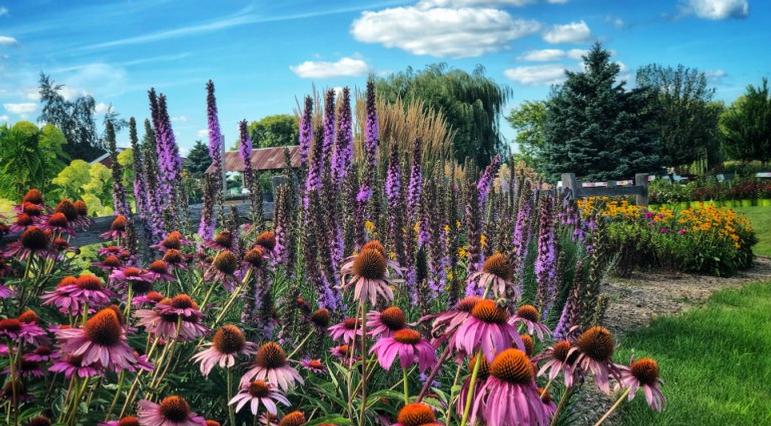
720 78 771 164
506 100 547 173
376 63 510 167
185 140 212 179
542 43 661 181
636 64 721 169
247 114 298 149
38 73 102 161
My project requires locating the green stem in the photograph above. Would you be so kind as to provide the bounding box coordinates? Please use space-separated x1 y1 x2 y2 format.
460 353 482 426
358 300 369 423
402 367 410 404
550 385 574 426
443 362 464 424
593 387 631 426
287 330 314 359
227 368 236 426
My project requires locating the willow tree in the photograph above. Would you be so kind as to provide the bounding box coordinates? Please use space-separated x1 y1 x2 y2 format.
376 63 510 167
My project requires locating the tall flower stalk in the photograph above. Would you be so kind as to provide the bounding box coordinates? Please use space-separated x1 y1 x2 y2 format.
205 80 224 233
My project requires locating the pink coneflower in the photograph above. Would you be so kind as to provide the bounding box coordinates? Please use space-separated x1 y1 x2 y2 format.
536 340 578 388
340 248 394 306
510 304 551 340
229 379 290 416
99 416 140 426
471 348 549 426
93 255 123 272
371 328 437 372
204 250 240 291
428 296 481 343
4 226 53 260
328 318 363 344
72 200 92 230
24 344 54 362
277 411 306 426
618 357 666 411
538 387 557 418
192 324 254 376
41 274 112 316
308 307 330 329
393 402 441 426
152 231 188 252
367 306 407 338
21 188 44 206
456 354 489 421
0 318 47 345
300 358 326 374
341 240 402 276
100 215 129 240
25 415 53 426
147 260 175 281
240 342 304 391
138 395 206 426
43 212 74 235
243 246 267 269
9 213 34 233
466 253 516 298
0 283 13 299
204 230 234 251
255 230 276 253
0 379 29 403
451 299 524 361
99 245 131 259
329 344 351 360
162 249 188 270
49 353 102 378
135 294 208 341
569 326 619 394
110 266 154 294
20 201 45 218
132 290 165 307
55 308 139 372
9 358 44 378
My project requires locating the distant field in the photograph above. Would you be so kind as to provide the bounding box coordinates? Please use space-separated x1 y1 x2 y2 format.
734 206 771 257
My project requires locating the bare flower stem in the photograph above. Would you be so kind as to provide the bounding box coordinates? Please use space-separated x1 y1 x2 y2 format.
593 387 630 426
460 352 482 426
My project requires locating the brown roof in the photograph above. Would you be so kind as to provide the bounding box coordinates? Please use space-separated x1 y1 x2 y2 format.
206 146 300 174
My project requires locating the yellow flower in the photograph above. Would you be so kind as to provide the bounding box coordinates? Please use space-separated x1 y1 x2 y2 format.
364 220 375 234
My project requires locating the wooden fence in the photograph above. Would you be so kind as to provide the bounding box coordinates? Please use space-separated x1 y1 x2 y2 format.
560 173 649 206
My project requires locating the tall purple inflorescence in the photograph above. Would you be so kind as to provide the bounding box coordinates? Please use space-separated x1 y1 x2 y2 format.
535 196 558 317
332 87 353 186
304 125 322 209
202 80 224 237
239 119 261 224
510 195 533 299
299 96 313 168
105 120 130 218
407 138 423 224
477 155 501 207
358 79 379 207
321 89 336 178
128 118 146 219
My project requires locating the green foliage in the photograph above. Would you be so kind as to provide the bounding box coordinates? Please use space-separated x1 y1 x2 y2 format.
38 73 102 161
117 148 134 185
636 64 722 169
376 63 510 167
543 43 661 181
247 114 298 149
506 100 547 173
733 206 771 257
185 140 212 179
51 159 114 215
719 78 771 163
618 282 771 426
0 121 68 200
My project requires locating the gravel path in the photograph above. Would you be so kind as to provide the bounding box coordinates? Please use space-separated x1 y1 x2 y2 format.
570 257 771 426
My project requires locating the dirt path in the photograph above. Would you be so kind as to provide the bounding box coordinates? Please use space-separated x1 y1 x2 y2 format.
571 257 771 426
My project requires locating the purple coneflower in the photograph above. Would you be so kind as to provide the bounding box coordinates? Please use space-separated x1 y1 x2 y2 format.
300 358 326 374
428 296 481 344
4 226 53 260
8 213 34 233
204 250 240 291
43 212 74 235
49 353 102 378
192 324 254 376
99 245 131 259
132 291 165 307
466 253 516 299
137 395 206 426
536 340 578 388
204 230 234 251
24 344 54 362
100 215 129 241
393 402 441 426
229 379 290 416
146 260 175 282
569 326 619 394
367 306 407 338
370 328 437 372
0 318 47 346
340 248 393 306
240 342 303 391
162 249 188 270
510 304 551 340
99 415 140 426
451 299 524 361
328 318 362 344
618 357 666 411
152 231 188 252
329 344 351 360
41 274 112 316
55 308 139 372
277 411 306 426
135 294 208 341
93 255 123 272
471 348 550 426
110 266 154 295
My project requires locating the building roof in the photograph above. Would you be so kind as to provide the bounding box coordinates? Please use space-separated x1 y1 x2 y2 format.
206 145 300 174
89 147 127 168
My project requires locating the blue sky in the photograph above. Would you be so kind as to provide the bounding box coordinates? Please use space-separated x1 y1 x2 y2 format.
0 0 768 154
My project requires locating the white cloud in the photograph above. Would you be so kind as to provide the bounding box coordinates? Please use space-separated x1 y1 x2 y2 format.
607 16 625 28
290 57 370 79
94 102 110 115
0 35 17 45
518 49 565 61
417 0 567 5
4 102 37 114
543 20 591 44
24 88 41 101
0 7 8 17
683 0 748 20
352 6 541 58
504 64 569 85
172 115 189 123
567 48 588 59
705 69 727 83
197 129 209 138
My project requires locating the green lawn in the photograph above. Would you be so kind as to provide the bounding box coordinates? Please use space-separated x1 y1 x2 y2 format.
734 206 771 257
617 282 771 425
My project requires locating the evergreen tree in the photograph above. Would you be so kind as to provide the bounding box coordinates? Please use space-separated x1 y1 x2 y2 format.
185 140 212 179
543 43 661 181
